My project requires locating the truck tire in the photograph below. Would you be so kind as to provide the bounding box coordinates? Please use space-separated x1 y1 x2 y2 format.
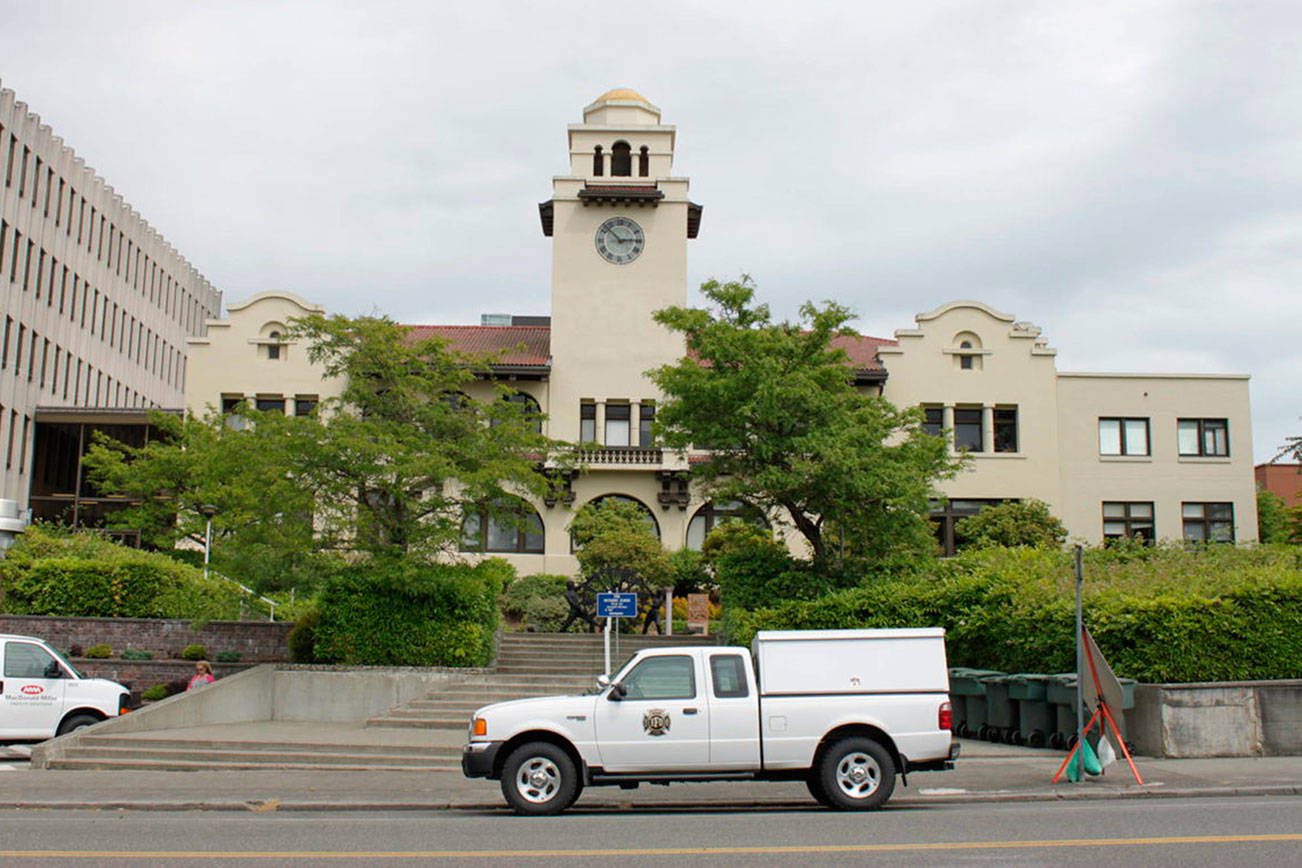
805 773 834 808
500 742 581 816
818 737 895 811
56 713 100 736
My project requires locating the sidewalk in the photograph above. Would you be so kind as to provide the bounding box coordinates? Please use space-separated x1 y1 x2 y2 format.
3 727 1299 812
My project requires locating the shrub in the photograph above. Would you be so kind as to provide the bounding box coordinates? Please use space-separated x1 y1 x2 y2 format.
727 544 1302 683
180 645 208 661
288 609 320 663
141 684 169 701
0 524 251 619
121 649 154 661
84 644 112 659
311 558 510 666
215 650 241 663
502 574 569 631
954 499 1067 550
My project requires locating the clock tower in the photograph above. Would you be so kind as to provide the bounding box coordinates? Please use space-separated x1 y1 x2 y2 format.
540 89 702 443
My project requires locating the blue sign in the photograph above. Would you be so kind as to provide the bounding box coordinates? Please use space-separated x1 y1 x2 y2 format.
597 592 638 618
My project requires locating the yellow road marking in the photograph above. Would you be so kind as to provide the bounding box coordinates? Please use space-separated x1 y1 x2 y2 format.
5 833 1302 859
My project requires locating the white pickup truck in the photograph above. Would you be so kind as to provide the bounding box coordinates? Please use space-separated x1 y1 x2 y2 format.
1 634 130 741
463 628 957 814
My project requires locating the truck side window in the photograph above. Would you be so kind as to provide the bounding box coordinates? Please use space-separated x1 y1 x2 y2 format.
710 654 749 698
3 642 58 678
620 655 695 700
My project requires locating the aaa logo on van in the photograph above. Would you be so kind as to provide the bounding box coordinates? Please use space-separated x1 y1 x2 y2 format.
642 709 671 737
20 685 44 696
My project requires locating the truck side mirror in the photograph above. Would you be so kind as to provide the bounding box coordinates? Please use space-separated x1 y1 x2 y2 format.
596 674 611 691
607 682 627 701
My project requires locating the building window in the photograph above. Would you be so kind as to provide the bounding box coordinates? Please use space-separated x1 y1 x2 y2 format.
638 401 655 447
1099 418 1150 456
638 146 649 177
256 396 285 414
993 407 1018 453
580 402 596 442
931 498 1008 556
953 408 982 452
592 145 603 176
959 341 974 369
579 494 660 539
611 141 632 176
922 406 943 438
605 403 631 446
1103 502 1155 545
294 395 318 417
1178 418 1228 457
1182 502 1234 543
686 501 768 551
498 392 542 433
460 499 545 554
267 330 282 360
953 331 983 370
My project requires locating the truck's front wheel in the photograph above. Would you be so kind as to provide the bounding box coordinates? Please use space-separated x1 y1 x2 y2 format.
500 742 581 816
818 737 895 810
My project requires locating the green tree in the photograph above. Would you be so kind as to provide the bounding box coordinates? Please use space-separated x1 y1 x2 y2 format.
569 499 673 591
1257 489 1293 544
953 499 1068 550
649 275 963 570
84 314 559 585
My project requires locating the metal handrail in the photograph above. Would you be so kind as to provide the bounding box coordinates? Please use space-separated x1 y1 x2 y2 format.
207 570 279 621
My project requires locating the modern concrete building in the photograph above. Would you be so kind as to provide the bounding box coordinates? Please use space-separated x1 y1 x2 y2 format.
190 90 1258 575
0 81 221 524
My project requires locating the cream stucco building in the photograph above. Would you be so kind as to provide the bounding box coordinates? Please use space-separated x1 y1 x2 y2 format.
187 90 1258 574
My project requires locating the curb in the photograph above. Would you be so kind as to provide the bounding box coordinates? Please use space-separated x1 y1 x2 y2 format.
0 786 1297 813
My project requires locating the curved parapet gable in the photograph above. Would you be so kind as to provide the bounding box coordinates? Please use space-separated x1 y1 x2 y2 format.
225 291 327 316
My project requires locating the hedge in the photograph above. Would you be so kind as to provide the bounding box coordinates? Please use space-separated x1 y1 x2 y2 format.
727 545 1302 683
501 574 569 631
0 525 253 619
311 558 513 666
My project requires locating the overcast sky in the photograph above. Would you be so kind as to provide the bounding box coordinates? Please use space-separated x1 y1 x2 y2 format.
2 1 1298 461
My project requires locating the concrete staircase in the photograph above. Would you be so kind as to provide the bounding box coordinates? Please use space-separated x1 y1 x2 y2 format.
365 631 718 730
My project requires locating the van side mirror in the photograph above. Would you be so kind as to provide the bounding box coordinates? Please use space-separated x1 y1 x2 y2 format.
44 661 63 679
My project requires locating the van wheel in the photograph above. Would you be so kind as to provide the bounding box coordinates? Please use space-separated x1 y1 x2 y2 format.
56 714 100 736
500 742 581 816
818 737 895 810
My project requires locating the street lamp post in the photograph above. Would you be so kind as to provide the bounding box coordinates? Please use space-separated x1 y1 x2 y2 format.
199 504 219 581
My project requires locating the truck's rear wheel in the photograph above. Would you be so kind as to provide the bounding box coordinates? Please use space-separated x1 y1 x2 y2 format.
818 737 895 810
500 742 581 816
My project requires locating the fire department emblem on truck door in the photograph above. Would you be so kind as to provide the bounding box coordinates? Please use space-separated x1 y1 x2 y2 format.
642 709 671 736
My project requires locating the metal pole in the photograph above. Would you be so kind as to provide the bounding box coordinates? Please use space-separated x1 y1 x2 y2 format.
603 614 612 679
665 588 673 636
203 516 213 582
1074 544 1084 782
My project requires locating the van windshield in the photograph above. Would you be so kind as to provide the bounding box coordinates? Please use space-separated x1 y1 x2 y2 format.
48 645 83 679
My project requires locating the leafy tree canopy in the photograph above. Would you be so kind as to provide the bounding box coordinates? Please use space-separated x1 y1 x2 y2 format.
569 499 673 591
649 275 963 570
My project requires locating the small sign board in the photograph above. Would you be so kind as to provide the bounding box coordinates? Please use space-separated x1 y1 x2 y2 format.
687 593 711 636
597 592 638 618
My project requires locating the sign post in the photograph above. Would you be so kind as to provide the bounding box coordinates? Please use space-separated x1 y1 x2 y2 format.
596 592 637 677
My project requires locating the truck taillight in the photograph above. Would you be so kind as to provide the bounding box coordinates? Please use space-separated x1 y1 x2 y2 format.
939 701 952 732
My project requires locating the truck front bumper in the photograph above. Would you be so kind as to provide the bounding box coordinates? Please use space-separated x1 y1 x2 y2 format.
461 741 502 779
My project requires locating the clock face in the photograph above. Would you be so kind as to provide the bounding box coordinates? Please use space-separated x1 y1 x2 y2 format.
595 216 645 264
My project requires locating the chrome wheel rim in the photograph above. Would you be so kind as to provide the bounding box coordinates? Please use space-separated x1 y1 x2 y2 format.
834 751 881 799
514 756 561 804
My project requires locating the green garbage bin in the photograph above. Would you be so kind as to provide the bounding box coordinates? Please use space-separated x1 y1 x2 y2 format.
1047 674 1139 749
1007 674 1056 748
980 674 1016 742
948 669 1003 739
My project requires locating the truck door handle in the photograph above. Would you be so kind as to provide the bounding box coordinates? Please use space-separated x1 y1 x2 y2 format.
683 707 698 715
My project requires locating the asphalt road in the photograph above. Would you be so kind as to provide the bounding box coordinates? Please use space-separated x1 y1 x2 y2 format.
1 796 1299 866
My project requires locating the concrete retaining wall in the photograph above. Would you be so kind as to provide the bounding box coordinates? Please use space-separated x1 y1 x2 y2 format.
1127 680 1302 757
29 664 487 767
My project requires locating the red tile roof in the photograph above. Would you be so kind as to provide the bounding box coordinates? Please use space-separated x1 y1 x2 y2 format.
831 334 896 373
402 325 551 367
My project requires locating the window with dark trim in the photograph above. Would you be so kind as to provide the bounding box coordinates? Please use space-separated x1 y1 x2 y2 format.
922 406 943 438
638 401 655 447
1182 502 1234 543
959 340 974 370
1102 502 1154 545
710 655 749 698
611 141 632 176
994 407 1018 453
592 145 603 176
496 392 542 433
605 403 631 446
953 408 982 452
460 499 545 554
256 396 284 414
1099 417 1150 456
931 498 1009 556
686 501 768 551
580 402 596 442
1178 418 1228 457
294 395 318 417
638 146 649 177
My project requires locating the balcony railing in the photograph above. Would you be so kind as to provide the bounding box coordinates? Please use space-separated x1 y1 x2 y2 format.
577 446 664 466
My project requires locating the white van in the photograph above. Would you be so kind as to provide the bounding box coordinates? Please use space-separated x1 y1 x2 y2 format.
1 634 130 741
